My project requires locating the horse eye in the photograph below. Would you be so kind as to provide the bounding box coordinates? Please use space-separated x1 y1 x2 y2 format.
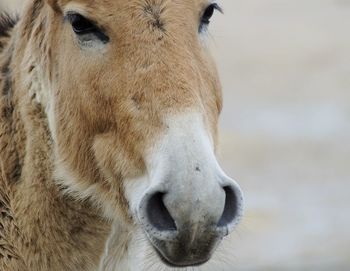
68 14 96 34
201 3 221 25
66 13 110 43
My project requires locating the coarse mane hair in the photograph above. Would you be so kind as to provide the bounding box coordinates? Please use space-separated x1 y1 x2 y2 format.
0 13 18 39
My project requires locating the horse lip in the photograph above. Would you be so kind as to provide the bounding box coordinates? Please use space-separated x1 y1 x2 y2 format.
150 239 211 268
142 227 221 268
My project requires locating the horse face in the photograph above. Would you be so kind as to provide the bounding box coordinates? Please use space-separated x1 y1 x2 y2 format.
45 0 243 267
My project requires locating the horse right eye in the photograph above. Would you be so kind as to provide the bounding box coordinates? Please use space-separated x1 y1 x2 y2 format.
69 14 97 35
66 13 110 44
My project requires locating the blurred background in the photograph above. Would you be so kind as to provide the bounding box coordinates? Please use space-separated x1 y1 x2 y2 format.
1 0 349 270
211 0 350 270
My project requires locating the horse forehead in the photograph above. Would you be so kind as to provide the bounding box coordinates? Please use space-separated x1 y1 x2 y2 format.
60 0 203 17
61 0 202 6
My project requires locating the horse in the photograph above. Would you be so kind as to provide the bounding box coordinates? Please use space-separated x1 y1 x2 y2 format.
0 0 243 270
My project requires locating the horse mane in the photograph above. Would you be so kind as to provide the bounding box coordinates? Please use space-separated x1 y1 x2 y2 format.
0 13 18 37
0 13 18 51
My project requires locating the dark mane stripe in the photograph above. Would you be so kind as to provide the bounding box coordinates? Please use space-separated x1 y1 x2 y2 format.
0 13 18 38
0 13 18 50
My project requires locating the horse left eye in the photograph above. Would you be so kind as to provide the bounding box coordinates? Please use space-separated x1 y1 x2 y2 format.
201 3 222 25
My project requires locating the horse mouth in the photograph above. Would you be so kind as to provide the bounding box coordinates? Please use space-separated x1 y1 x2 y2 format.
142 230 220 268
151 242 211 267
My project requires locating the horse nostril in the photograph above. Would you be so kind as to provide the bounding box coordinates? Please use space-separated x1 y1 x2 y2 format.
146 192 177 231
218 186 239 227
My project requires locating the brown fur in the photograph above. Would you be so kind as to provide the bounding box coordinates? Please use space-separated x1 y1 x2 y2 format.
0 0 222 270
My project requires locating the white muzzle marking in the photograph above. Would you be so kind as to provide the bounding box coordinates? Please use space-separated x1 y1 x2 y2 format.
124 113 243 267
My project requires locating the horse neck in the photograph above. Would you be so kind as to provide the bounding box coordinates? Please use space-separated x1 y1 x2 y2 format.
0 2 112 271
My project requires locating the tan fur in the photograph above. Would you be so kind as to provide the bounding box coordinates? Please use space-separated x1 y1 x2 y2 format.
0 0 222 270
